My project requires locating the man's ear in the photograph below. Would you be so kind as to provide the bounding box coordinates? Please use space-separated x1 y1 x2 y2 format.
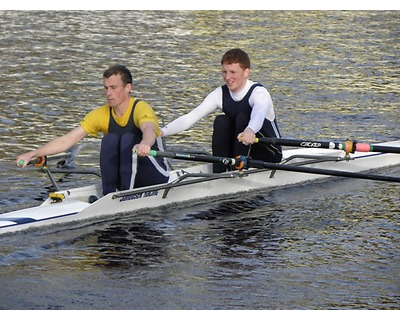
126 83 133 93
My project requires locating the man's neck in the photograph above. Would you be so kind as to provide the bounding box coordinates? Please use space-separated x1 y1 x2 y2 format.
112 97 131 117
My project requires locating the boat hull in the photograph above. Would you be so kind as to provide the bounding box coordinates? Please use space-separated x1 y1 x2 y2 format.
1 141 400 235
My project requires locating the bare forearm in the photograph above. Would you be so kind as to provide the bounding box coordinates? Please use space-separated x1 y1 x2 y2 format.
30 136 73 157
140 123 157 147
16 126 87 167
133 122 157 156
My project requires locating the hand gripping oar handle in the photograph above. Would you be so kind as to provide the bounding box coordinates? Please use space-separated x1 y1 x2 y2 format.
255 137 400 155
18 156 46 167
17 152 74 168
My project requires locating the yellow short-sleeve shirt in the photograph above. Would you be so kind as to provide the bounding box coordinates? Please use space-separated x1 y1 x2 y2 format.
80 97 160 138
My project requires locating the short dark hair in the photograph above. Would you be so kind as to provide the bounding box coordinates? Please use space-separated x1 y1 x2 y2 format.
221 48 251 70
103 64 133 85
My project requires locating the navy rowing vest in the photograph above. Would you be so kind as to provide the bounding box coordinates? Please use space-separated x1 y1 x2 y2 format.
221 83 281 139
108 99 142 137
221 83 261 121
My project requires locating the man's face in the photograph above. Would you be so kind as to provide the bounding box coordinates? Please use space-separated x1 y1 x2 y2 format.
221 62 250 93
103 74 132 108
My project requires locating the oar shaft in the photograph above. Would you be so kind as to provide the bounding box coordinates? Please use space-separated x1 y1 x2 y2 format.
149 150 400 183
256 137 335 149
148 150 238 166
256 137 400 154
246 159 400 183
357 144 400 154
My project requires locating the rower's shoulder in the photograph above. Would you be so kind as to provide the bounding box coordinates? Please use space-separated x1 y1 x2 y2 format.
249 81 270 95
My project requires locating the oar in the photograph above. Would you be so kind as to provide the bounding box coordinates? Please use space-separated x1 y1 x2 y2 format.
255 137 400 154
16 147 93 191
148 150 400 183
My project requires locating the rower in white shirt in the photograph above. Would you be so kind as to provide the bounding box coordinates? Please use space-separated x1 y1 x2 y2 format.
161 48 283 173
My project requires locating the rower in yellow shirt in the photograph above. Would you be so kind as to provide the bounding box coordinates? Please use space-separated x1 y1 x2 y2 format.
17 64 169 195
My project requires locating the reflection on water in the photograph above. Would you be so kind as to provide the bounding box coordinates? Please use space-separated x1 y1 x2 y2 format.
0 10 399 309
189 196 273 219
88 223 168 268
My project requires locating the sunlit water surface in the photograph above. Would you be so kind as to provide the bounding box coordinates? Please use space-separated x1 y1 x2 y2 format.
0 11 399 309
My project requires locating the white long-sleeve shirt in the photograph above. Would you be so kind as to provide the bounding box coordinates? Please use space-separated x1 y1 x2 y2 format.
161 80 277 136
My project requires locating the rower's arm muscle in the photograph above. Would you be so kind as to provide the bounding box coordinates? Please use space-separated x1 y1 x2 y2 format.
16 126 88 168
42 126 86 154
32 126 87 157
139 122 157 147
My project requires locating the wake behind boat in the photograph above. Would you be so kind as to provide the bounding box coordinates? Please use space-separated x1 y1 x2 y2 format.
1 139 400 235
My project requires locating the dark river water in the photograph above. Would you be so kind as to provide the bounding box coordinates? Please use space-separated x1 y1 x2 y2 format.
0 11 399 310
